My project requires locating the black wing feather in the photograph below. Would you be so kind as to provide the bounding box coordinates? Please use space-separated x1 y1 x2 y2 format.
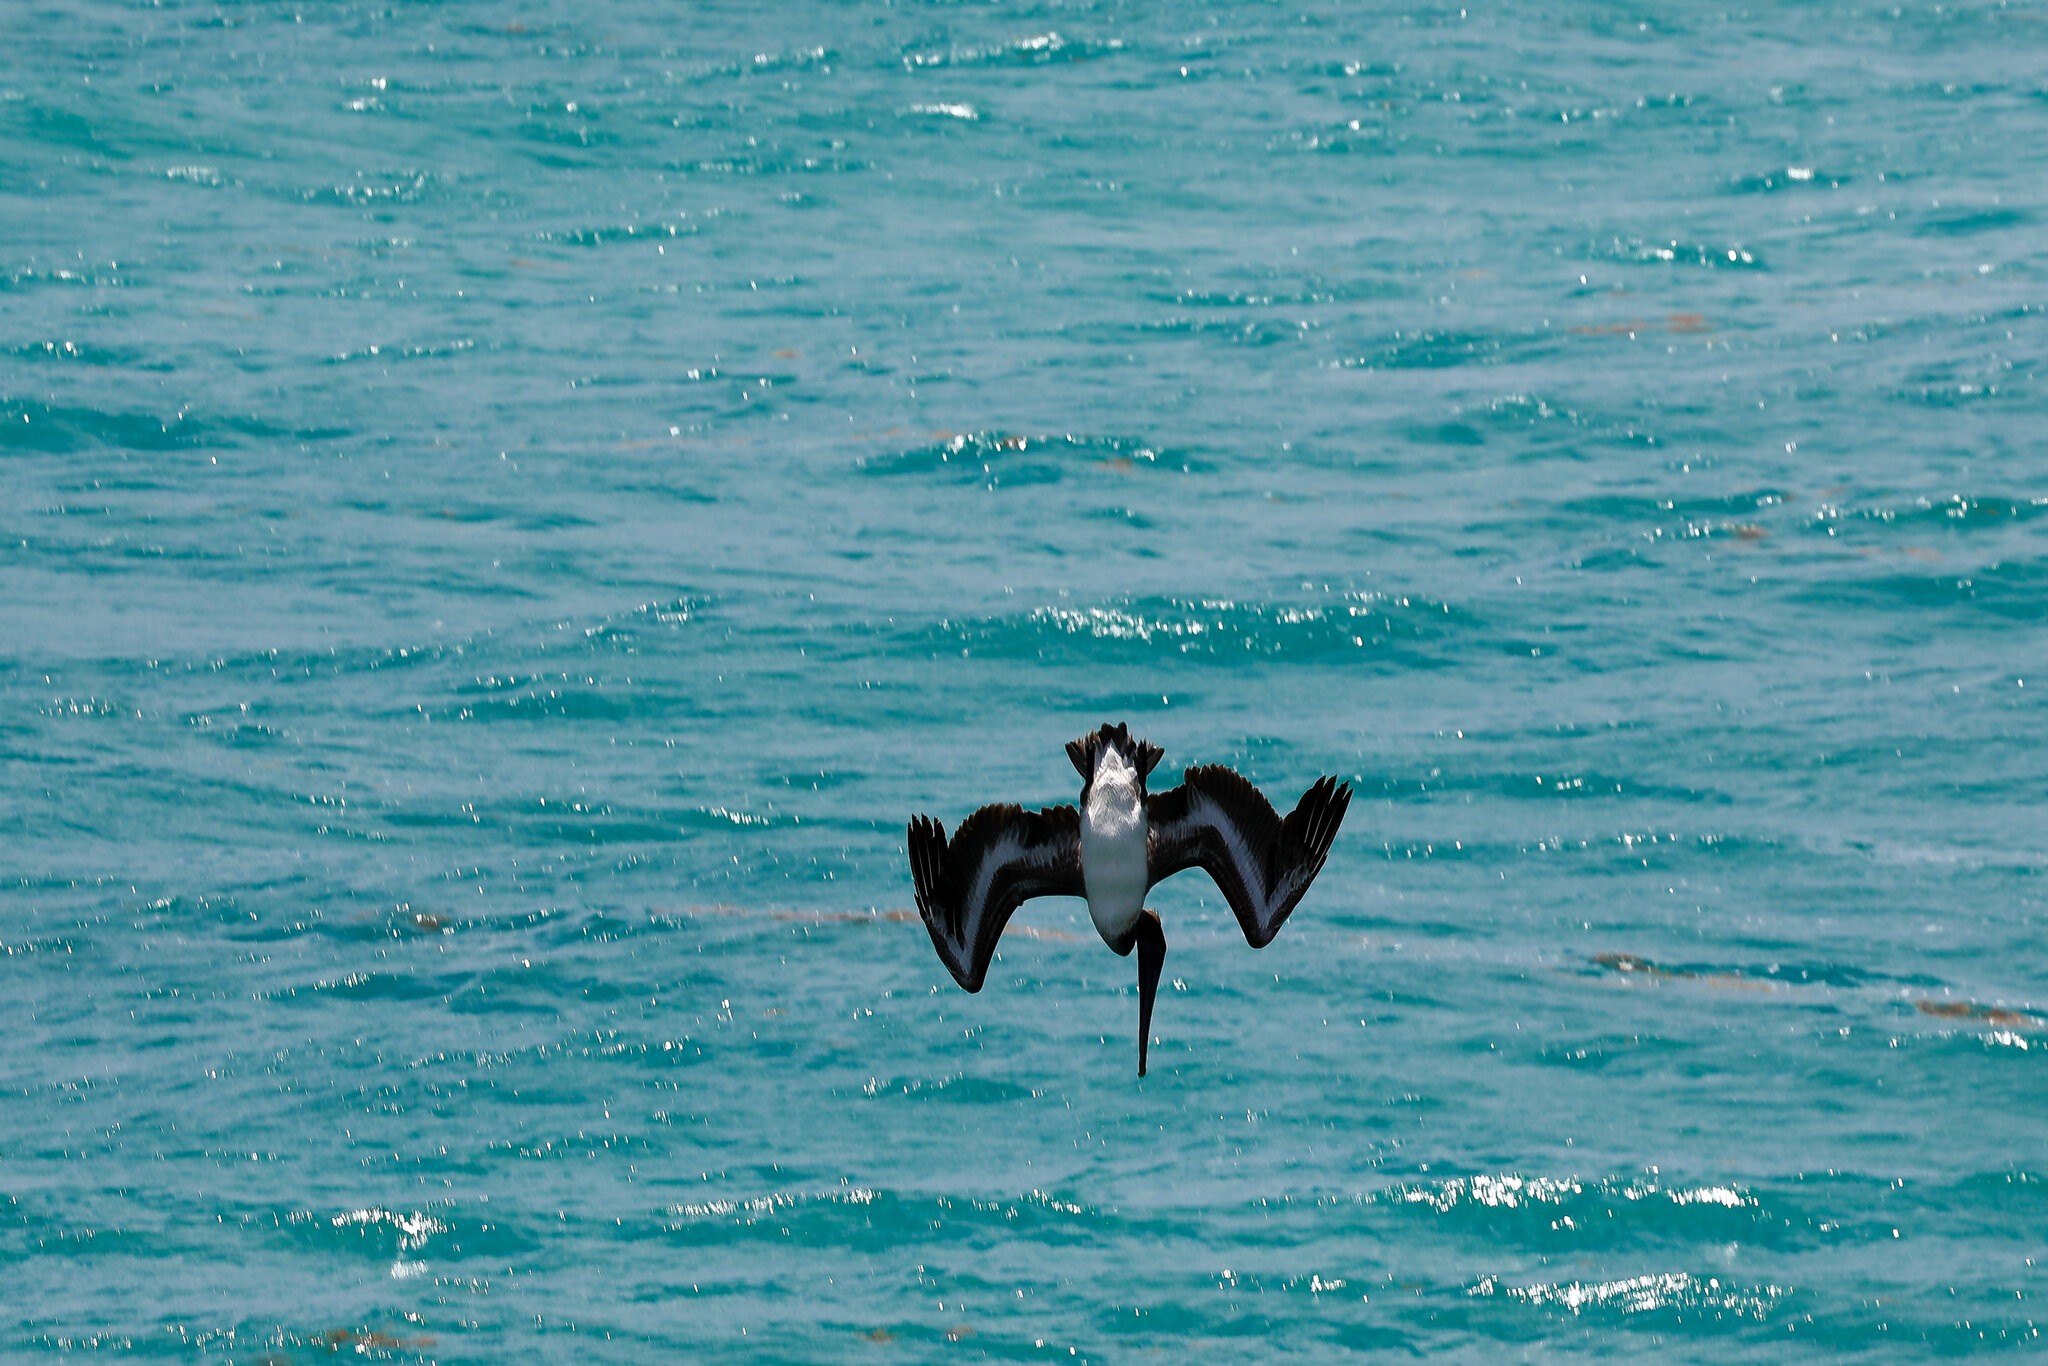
908 803 1084 991
1147 766 1351 948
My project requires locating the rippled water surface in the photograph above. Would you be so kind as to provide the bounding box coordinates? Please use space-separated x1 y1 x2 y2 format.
5 0 2046 1358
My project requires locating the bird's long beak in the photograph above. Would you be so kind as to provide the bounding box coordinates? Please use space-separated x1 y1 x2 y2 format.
1135 909 1166 1077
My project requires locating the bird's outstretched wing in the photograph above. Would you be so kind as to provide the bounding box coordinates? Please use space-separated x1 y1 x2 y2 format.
908 803 1084 991
1146 766 1351 948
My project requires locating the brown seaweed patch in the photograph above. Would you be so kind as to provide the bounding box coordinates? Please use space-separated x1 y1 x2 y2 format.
1916 999 2043 1030
772 909 920 924
1594 952 1671 978
1592 952 1779 992
1569 313 1717 338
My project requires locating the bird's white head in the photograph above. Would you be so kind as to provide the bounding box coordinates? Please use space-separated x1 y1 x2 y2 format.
1094 745 1137 799
1065 722 1165 803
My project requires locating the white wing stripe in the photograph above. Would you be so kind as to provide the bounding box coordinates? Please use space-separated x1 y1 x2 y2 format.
1196 791 1271 915
962 830 1027 929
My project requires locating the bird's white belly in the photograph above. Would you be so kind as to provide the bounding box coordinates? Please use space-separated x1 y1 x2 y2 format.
1082 794 1149 947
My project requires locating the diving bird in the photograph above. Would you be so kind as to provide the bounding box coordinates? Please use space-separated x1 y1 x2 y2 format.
907 723 1351 1076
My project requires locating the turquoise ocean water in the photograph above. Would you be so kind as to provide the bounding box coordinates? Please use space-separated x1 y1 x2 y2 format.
5 0 2045 1358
